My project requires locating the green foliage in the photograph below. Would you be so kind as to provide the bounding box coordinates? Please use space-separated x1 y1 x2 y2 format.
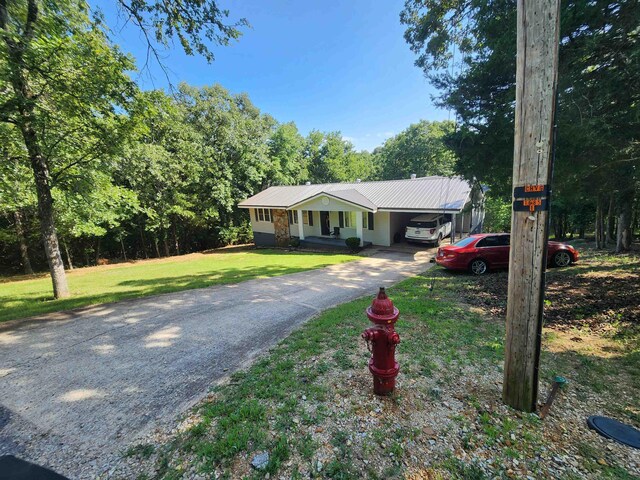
305 131 374 184
401 0 640 236
110 1 249 63
482 195 511 233
289 237 301 248
265 122 306 186
374 120 457 180
345 237 360 252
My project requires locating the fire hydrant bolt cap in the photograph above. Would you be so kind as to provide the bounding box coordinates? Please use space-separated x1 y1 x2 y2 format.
370 287 394 316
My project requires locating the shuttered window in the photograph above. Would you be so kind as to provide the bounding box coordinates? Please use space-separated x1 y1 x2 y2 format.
368 212 374 230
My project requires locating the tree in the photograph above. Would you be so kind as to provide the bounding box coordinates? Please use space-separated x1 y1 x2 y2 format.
264 122 306 187
374 120 456 180
0 1 247 296
0 124 36 274
122 89 204 256
0 1 138 296
177 84 276 243
112 0 248 65
401 0 640 245
305 131 374 184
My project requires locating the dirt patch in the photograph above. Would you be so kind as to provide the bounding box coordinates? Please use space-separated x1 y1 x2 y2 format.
451 245 640 334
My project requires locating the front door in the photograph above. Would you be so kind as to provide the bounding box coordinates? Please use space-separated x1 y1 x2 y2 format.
320 211 330 235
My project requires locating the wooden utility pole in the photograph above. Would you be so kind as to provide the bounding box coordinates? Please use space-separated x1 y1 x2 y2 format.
503 0 561 412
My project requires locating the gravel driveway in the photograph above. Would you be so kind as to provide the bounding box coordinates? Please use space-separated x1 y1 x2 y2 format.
0 248 432 478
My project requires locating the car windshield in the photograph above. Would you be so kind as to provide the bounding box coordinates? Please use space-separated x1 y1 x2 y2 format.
408 220 437 228
453 237 476 247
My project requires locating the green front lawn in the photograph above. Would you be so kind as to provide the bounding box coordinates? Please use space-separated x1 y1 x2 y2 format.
0 249 358 323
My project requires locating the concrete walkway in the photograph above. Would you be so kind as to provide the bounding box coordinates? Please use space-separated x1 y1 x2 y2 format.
0 248 432 478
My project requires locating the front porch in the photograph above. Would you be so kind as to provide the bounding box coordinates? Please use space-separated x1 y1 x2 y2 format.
299 236 373 249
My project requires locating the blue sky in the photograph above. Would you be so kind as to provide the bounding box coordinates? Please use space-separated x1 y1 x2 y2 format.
100 0 448 152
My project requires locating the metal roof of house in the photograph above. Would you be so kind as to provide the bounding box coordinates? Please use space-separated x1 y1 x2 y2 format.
238 176 474 213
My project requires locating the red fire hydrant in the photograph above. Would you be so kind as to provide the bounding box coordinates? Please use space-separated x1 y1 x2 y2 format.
362 287 400 395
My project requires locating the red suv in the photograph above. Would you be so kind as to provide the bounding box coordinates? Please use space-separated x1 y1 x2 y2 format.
435 233 579 275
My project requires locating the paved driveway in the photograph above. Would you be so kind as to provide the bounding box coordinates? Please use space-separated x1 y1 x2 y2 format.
0 248 432 478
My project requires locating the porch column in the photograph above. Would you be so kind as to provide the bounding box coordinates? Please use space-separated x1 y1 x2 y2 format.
356 211 364 246
461 213 465 236
297 210 305 240
451 214 456 244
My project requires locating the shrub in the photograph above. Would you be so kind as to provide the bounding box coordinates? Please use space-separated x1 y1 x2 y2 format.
289 237 301 249
345 237 360 252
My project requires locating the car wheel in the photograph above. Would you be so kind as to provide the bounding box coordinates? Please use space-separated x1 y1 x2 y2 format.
435 234 443 247
470 258 488 275
552 250 572 268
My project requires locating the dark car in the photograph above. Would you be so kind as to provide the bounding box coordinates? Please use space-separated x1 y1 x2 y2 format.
435 233 579 275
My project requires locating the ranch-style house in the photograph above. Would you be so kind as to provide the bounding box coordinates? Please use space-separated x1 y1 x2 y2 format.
238 175 485 248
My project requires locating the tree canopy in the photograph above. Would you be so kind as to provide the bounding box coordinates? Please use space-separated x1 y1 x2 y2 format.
401 0 639 248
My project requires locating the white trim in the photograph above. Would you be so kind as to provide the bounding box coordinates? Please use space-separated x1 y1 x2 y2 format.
297 209 305 240
287 192 376 212
378 208 464 214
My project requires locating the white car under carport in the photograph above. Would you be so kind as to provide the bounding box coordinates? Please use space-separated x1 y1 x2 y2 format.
404 214 452 246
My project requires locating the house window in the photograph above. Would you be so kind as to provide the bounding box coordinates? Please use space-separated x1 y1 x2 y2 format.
255 208 271 222
362 212 374 230
288 210 298 224
301 210 314 226
340 211 356 228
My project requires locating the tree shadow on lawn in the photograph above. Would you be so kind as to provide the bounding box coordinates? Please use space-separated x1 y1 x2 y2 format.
115 263 326 290
0 263 335 325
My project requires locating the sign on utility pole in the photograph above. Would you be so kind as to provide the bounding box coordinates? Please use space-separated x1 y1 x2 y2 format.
503 0 561 412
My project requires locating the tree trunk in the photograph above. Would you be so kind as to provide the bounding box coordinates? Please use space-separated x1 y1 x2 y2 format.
605 194 615 246
120 236 128 262
163 230 170 257
139 223 149 259
595 196 607 249
95 237 101 264
616 194 633 253
153 235 161 258
27 131 69 296
3 0 69 298
83 240 90 267
62 238 74 270
595 199 602 249
13 210 34 275
173 222 180 255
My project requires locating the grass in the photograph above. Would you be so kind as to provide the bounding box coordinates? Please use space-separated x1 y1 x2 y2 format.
117 245 639 479
0 248 358 323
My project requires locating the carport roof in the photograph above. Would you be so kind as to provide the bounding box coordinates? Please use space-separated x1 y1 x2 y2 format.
238 176 475 213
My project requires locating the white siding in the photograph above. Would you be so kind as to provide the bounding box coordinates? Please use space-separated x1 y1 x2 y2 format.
301 211 322 237
362 211 391 246
250 208 275 234
296 195 367 212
